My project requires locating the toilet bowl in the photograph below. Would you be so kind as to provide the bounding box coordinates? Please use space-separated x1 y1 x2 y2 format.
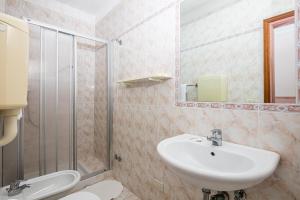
83 180 123 200
61 180 123 200
60 191 101 200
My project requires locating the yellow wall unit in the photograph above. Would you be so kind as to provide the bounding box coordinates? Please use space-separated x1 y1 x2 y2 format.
0 13 29 147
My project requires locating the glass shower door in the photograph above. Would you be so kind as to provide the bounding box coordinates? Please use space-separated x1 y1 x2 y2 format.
75 38 109 177
0 22 111 186
23 26 75 179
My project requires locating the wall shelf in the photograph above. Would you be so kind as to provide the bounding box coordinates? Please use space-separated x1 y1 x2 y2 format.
117 74 172 86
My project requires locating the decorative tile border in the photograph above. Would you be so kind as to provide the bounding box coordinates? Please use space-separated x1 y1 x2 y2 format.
176 102 258 110
176 101 300 112
175 1 300 113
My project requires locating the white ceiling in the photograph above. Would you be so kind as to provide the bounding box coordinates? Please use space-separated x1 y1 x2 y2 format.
56 0 121 20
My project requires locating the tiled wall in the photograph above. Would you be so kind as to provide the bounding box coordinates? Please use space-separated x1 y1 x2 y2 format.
297 0 300 103
96 0 300 199
0 0 4 12
181 0 294 103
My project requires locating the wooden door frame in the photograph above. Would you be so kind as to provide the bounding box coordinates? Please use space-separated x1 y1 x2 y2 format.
263 11 295 103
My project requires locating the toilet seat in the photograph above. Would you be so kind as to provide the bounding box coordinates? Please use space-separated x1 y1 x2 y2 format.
60 191 101 200
83 180 123 200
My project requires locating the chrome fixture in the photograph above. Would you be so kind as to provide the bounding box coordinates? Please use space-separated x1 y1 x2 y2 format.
234 190 247 200
6 180 30 196
201 189 229 200
202 188 211 200
114 39 122 45
211 191 229 200
114 154 122 162
186 83 198 87
207 129 222 146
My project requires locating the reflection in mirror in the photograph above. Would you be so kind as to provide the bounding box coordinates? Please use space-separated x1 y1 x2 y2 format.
179 0 297 104
264 11 296 104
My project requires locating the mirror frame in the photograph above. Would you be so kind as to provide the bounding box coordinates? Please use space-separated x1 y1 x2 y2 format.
263 11 295 103
175 2 300 112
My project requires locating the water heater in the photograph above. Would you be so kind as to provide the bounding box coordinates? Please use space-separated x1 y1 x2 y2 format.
0 13 29 147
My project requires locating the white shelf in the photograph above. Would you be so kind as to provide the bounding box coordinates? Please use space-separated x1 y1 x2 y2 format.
117 74 172 86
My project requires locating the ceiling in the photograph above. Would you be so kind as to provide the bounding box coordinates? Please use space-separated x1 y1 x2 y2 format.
56 0 121 20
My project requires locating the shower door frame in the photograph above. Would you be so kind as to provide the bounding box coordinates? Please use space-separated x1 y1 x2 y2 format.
22 18 113 180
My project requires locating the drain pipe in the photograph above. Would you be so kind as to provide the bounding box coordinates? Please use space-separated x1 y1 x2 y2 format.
211 191 230 200
202 188 211 200
234 190 247 200
202 188 247 200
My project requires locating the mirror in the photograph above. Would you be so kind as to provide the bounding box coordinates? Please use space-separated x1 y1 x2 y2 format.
179 0 297 104
264 11 296 103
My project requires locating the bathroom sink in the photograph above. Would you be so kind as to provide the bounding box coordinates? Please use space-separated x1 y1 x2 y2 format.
157 134 280 191
0 170 80 200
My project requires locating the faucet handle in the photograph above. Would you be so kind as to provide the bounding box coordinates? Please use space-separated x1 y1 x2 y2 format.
11 180 21 188
7 180 21 192
207 135 212 141
211 129 222 136
208 129 223 146
20 183 31 190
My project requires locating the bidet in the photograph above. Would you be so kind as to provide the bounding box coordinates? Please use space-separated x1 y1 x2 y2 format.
0 170 81 200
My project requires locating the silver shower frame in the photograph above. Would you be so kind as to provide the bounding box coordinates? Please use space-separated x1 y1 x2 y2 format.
23 17 113 179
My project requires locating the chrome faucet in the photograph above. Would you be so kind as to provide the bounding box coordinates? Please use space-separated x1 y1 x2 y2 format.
207 129 222 146
6 180 30 196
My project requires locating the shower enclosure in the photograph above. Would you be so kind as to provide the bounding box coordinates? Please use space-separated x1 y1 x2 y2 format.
0 19 112 186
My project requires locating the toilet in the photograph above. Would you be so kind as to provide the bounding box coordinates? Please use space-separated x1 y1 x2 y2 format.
60 180 123 200
83 180 123 200
60 191 101 200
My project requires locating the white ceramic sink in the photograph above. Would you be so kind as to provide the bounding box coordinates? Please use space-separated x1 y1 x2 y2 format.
0 170 80 200
157 134 280 191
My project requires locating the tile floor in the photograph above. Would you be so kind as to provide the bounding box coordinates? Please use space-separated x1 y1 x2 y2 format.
47 171 140 200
